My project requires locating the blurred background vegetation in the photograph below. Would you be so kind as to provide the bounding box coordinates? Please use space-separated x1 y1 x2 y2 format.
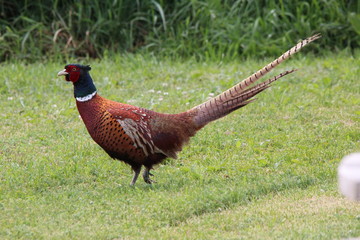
1 0 359 62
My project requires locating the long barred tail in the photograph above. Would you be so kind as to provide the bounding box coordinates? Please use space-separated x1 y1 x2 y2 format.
189 34 321 128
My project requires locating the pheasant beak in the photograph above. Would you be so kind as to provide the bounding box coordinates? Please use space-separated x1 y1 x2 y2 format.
57 69 69 77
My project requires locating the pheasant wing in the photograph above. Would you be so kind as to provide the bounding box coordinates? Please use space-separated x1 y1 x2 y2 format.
107 105 167 157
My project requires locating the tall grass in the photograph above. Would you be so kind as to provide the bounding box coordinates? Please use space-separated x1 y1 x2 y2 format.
1 0 359 62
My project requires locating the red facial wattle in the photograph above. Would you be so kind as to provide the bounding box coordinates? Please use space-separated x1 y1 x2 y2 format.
68 70 80 82
57 66 81 83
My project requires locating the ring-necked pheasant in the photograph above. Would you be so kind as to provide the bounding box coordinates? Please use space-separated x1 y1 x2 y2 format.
58 34 320 185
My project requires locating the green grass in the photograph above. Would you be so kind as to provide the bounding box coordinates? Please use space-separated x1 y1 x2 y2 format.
0 52 359 239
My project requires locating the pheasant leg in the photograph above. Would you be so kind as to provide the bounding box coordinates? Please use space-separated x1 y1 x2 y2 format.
130 167 141 186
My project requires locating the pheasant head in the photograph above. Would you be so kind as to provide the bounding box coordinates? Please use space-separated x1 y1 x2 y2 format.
58 64 97 100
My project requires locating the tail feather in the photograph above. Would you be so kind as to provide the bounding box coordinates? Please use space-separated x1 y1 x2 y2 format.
234 69 298 100
189 34 321 128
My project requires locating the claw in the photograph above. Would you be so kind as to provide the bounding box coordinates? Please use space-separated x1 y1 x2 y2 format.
143 168 156 184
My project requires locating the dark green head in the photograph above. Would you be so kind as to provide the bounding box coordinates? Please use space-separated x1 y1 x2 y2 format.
57 64 91 83
58 64 96 98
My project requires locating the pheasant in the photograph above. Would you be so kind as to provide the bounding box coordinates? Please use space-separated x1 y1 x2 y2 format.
58 34 320 185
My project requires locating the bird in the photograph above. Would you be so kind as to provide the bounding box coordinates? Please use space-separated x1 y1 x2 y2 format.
57 34 321 185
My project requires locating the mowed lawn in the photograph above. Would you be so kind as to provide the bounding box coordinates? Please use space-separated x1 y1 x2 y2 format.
0 53 359 239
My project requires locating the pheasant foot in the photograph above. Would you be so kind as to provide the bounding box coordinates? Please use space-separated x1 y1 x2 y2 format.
143 168 156 184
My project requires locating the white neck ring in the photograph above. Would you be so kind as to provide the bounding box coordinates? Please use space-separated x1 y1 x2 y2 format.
76 91 97 102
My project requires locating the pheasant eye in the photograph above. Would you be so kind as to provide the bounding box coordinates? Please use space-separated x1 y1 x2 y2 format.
72 68 77 71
